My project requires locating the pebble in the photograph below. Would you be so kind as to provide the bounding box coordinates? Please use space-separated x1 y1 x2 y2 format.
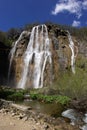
10 122 15 126
43 124 49 130
12 113 16 116
23 116 28 121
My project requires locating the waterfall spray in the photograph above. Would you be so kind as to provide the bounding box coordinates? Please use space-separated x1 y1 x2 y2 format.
8 31 29 82
67 31 75 74
17 25 52 89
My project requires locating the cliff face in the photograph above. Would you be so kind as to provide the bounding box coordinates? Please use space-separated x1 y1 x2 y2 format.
7 31 30 86
7 24 78 89
2 23 87 89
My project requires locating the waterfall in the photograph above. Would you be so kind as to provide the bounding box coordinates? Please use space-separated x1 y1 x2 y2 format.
8 31 28 82
67 31 75 74
17 25 52 89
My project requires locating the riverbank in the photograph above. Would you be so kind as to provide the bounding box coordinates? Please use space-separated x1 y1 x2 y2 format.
0 99 80 130
0 111 79 130
0 112 46 130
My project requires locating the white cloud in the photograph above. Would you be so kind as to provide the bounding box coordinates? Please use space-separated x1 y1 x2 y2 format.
82 0 87 9
72 20 81 27
52 0 87 19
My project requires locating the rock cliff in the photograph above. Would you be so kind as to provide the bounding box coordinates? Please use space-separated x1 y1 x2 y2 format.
1 23 87 90
8 24 78 89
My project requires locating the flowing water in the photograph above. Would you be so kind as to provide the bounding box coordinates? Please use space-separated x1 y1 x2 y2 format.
67 31 75 74
62 109 87 130
8 31 29 82
20 100 64 117
17 25 52 89
8 25 76 89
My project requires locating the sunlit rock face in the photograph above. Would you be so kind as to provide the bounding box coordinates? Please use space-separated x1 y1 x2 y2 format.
8 31 30 86
8 24 78 89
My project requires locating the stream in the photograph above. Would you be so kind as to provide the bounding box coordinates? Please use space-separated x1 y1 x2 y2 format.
18 100 87 130
21 100 64 117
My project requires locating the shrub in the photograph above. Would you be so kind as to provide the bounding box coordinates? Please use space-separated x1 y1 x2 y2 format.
0 89 15 99
7 92 24 101
30 91 71 105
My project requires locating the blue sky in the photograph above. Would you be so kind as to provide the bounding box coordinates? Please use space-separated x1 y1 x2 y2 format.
0 0 87 31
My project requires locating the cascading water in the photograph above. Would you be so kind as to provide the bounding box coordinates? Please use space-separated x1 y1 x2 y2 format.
8 31 29 82
67 31 75 74
17 25 52 89
8 25 76 89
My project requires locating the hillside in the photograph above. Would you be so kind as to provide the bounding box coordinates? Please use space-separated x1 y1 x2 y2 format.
0 23 87 99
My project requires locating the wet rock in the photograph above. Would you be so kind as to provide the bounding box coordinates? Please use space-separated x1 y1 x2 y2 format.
70 99 87 113
83 113 87 123
80 124 87 130
9 24 78 88
0 98 82 130
24 94 30 99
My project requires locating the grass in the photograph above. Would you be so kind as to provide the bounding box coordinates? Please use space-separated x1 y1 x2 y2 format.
28 55 87 100
30 91 71 105
0 66 86 104
0 87 70 105
0 54 87 103
0 87 29 101
52 55 87 99
54 69 87 99
7 92 24 101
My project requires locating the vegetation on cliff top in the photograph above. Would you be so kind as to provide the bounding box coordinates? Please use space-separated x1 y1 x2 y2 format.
0 22 87 47
0 22 87 102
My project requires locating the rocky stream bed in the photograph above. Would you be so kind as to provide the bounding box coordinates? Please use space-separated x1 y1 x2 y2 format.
0 99 82 130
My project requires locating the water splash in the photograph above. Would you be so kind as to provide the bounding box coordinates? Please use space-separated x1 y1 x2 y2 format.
17 25 52 89
80 125 87 130
67 31 75 74
62 109 76 125
8 31 29 82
